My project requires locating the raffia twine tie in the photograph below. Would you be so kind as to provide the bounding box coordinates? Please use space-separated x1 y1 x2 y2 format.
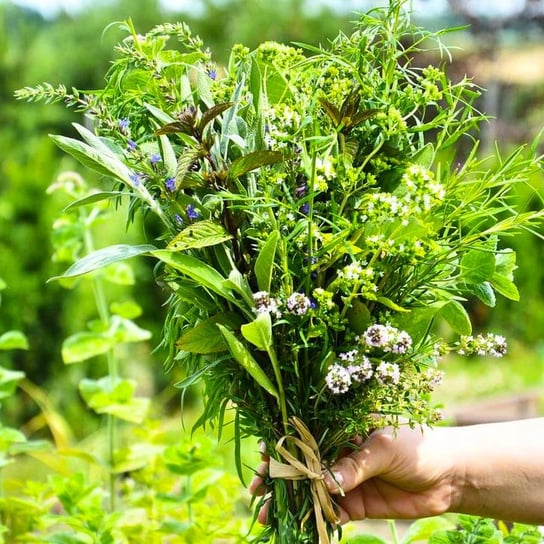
268 416 339 544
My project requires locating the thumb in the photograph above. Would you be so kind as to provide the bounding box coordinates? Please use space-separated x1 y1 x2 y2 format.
325 431 395 494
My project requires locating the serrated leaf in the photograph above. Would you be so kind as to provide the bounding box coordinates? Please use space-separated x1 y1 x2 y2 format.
167 220 232 251
439 300 472 336
49 244 156 281
199 102 232 132
228 150 283 180
216 324 278 399
175 148 205 189
176 313 243 354
0 331 29 350
241 312 272 351
460 250 495 284
319 98 341 125
62 332 112 363
255 230 279 292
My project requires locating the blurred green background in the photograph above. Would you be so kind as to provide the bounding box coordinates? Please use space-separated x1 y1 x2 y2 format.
1 0 543 436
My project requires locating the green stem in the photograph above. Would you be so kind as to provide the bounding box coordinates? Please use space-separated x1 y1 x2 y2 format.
83 218 118 513
388 519 400 544
267 346 289 436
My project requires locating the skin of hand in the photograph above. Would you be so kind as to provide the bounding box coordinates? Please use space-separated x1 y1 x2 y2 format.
249 418 544 526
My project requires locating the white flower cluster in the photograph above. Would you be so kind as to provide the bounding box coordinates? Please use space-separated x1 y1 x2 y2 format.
253 291 312 318
325 353 373 394
325 323 413 394
360 324 412 355
456 333 507 358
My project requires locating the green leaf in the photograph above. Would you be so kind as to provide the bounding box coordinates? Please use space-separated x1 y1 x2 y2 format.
62 191 125 211
495 249 517 280
376 296 409 312
394 306 440 344
108 315 152 343
241 312 272 351
412 143 435 168
176 313 243 354
103 261 135 286
199 102 232 132
346 299 371 334
223 268 255 308
62 332 112 364
402 517 457 544
470 281 497 307
144 102 176 125
228 150 283 180
0 427 27 450
49 244 156 281
0 367 25 399
439 300 472 336
153 250 235 303
79 377 149 423
491 273 520 301
167 220 232 251
110 300 142 319
460 250 495 284
0 331 29 350
216 324 278 399
255 230 279 292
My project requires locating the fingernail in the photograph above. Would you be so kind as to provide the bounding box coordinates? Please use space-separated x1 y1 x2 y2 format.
259 440 266 454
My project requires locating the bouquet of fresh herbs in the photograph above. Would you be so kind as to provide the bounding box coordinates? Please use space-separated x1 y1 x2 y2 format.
17 1 543 542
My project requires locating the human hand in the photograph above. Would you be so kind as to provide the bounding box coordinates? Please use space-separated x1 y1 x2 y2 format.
324 425 459 523
249 425 460 525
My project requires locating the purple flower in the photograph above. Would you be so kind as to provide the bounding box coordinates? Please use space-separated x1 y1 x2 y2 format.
174 214 183 225
118 118 130 133
295 184 307 198
127 139 137 152
165 177 176 192
300 203 310 215
186 204 200 220
129 172 144 187
150 153 161 165
208 68 217 80
286 292 312 316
